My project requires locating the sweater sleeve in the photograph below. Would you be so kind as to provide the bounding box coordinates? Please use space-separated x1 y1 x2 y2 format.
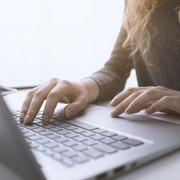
90 26 133 102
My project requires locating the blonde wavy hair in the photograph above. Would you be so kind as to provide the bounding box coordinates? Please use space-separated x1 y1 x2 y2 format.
122 0 180 62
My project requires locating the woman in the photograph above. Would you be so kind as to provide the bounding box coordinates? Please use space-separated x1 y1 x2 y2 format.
20 0 180 124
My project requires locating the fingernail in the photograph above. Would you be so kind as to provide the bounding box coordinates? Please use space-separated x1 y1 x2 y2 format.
20 113 25 122
110 108 118 117
42 114 49 124
109 99 115 107
124 111 130 115
23 115 31 124
65 108 72 119
125 106 133 114
145 108 152 114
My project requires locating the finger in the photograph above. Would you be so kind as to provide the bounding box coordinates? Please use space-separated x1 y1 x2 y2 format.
23 80 58 124
133 101 153 114
64 95 87 119
109 87 151 107
42 82 87 123
41 83 72 124
110 90 144 117
145 96 180 114
20 84 44 122
159 108 180 115
125 87 166 114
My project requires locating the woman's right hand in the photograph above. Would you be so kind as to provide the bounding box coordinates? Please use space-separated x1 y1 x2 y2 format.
20 78 99 125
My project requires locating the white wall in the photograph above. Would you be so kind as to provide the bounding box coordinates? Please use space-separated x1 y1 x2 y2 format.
0 0 137 89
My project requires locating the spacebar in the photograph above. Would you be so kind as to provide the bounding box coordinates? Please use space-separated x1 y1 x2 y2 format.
66 119 99 130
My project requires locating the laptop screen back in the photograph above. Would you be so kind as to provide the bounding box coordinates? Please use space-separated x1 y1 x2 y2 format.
0 94 45 180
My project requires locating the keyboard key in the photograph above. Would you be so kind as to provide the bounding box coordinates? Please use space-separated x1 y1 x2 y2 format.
101 132 117 137
57 129 70 135
61 158 74 167
23 132 36 137
35 146 46 152
18 126 23 130
72 155 89 163
53 153 63 161
90 134 105 141
62 151 78 158
81 131 95 137
111 142 130 150
20 129 30 134
72 145 88 151
50 121 63 125
35 114 43 119
35 122 45 126
67 119 99 130
82 139 98 146
27 135 43 141
65 132 79 138
65 125 78 131
44 150 54 156
46 134 60 139
54 137 69 143
63 140 78 147
25 124 39 130
19 123 26 127
35 138 51 144
93 144 118 154
28 143 39 148
16 121 21 125
42 124 56 129
73 136 88 142
123 139 144 146
83 149 104 158
92 129 107 134
51 114 60 119
73 128 86 134
112 135 128 141
32 119 40 123
100 138 116 144
32 128 46 133
25 139 32 144
39 130 53 136
58 123 71 128
52 146 68 153
12 111 20 117
44 142 59 148
10 114 20 119
49 127 63 132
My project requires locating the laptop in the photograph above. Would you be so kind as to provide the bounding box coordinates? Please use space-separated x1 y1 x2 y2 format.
1 92 180 180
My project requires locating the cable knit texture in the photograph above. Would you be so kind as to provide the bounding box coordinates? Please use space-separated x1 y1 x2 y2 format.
90 0 180 102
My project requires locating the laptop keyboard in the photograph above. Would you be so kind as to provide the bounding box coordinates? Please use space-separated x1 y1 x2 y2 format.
12 111 144 167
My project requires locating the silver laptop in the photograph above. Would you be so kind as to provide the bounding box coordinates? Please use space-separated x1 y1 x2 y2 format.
1 93 180 180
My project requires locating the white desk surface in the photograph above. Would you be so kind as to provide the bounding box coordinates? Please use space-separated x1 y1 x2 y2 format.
3 90 180 180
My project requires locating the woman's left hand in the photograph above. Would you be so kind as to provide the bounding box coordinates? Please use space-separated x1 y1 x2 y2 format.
109 86 180 117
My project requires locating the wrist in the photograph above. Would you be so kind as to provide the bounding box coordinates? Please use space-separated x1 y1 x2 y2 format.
79 78 99 103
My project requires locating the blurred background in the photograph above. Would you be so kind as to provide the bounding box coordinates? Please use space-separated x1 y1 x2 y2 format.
0 0 137 89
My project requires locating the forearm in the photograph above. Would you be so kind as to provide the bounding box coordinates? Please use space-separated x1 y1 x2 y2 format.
89 26 133 102
79 78 100 103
